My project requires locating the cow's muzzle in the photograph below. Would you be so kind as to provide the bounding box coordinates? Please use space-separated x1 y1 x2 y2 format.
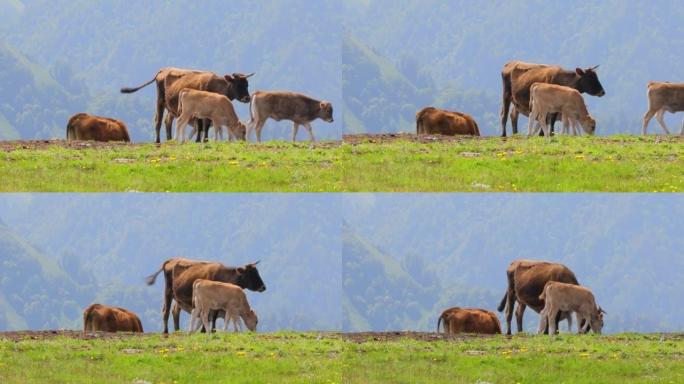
258 285 266 292
597 90 605 97
240 96 251 103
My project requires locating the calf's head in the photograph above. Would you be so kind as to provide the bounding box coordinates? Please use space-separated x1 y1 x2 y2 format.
243 309 258 332
318 101 334 123
237 262 266 292
590 306 605 334
234 121 247 141
575 66 605 97
224 72 254 103
581 115 596 135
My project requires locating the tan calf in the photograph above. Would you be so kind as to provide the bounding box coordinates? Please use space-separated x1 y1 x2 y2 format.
189 279 258 333
642 81 684 135
176 88 246 143
538 282 604 335
528 83 596 138
247 91 334 142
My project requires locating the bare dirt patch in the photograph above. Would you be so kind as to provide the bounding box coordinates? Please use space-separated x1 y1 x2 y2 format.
0 330 147 342
340 331 496 343
0 140 142 152
343 133 483 145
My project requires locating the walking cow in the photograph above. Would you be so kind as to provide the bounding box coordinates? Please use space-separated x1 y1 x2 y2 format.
642 81 684 135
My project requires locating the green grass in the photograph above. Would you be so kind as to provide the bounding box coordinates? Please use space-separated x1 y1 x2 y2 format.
0 136 682 191
0 332 343 384
343 333 684 384
2 333 681 383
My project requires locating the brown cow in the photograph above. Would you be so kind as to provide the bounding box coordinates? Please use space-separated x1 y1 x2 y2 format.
500 61 605 136
497 259 580 335
66 113 130 142
121 68 253 143
539 282 605 335
176 88 246 142
247 91 334 142
437 307 501 335
642 81 684 135
83 304 143 333
189 279 258 333
415 107 480 136
146 258 265 333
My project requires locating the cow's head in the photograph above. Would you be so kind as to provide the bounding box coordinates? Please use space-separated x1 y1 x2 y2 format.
581 115 596 135
224 72 254 103
590 306 605 334
244 309 258 332
318 101 334 123
575 66 605 97
237 261 266 292
234 121 247 141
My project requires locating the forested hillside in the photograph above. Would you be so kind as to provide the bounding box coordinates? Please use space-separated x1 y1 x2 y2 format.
343 0 684 135
0 0 341 141
0 194 341 332
342 194 684 333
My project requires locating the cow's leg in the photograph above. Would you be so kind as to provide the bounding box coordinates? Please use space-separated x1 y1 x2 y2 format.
165 113 174 141
201 310 211 334
655 110 671 134
211 310 219 332
504 291 516 335
510 107 519 135
548 113 559 135
515 303 526 333
154 94 164 144
255 120 266 143
537 307 548 334
292 123 299 142
176 115 190 143
304 122 316 142
642 109 656 135
680 116 684 136
548 308 558 335
162 293 173 334
527 109 536 137
172 302 181 332
189 308 197 332
193 119 203 143
500 90 512 137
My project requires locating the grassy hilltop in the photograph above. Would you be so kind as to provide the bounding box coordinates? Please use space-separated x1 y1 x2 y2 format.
0 135 682 192
1 332 682 383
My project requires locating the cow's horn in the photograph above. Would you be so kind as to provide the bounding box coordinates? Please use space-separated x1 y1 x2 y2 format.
253 260 261 265
590 65 600 71
245 72 255 78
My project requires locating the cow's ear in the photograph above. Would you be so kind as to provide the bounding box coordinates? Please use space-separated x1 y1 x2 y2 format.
237 267 245 273
575 68 585 76
224 74 235 82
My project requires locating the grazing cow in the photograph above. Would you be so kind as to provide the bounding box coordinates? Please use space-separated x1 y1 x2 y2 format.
500 61 605 136
247 91 334 142
642 81 684 135
538 282 604 335
83 304 143 333
497 260 580 335
66 113 130 142
146 258 265 333
176 88 246 143
189 279 258 333
528 83 596 138
437 307 501 335
415 107 480 136
121 68 253 143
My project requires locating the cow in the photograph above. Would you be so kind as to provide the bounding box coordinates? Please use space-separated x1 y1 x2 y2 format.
437 307 501 335
538 282 605 335
83 304 143 333
121 67 253 143
528 83 596 138
500 61 605 136
175 88 247 143
146 258 265 334
415 107 480 136
247 91 334 142
642 81 684 135
66 113 130 142
497 260 580 335
189 279 258 333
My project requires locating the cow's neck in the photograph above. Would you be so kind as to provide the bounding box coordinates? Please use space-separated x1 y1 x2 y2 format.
556 70 582 91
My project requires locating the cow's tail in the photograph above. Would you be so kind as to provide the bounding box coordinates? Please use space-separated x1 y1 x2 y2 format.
145 265 164 286
66 121 76 141
83 304 95 331
416 111 423 134
120 76 156 94
437 314 443 333
497 290 508 312
471 119 480 136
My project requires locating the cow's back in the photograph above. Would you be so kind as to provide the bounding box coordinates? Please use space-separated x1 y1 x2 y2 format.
647 82 684 112
252 91 320 122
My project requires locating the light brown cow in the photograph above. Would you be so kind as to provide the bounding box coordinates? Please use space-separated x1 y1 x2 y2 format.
83 304 143 333
416 107 480 136
538 282 605 335
189 279 258 333
642 81 684 135
66 113 130 142
528 83 596 138
247 91 334 142
437 307 501 335
176 88 246 143
500 61 605 136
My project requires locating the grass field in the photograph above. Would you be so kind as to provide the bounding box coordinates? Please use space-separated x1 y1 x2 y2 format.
0 135 682 191
1 332 682 383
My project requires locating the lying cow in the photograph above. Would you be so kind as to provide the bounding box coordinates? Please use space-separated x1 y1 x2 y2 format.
437 307 501 334
66 113 130 142
83 304 143 333
416 107 480 136
642 81 684 135
176 88 246 143
189 279 258 333
528 83 596 138
247 91 334 142
538 282 605 335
